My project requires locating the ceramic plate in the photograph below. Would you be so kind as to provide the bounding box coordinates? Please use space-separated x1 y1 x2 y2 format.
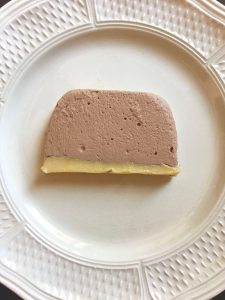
0 0 225 299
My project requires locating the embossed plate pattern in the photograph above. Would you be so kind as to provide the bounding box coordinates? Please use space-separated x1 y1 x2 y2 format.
0 0 225 299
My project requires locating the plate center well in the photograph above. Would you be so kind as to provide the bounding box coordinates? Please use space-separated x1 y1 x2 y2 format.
1 28 225 262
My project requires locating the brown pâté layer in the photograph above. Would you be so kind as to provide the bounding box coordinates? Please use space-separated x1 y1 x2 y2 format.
41 89 179 175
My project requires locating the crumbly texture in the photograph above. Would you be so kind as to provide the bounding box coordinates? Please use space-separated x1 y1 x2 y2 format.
44 89 178 167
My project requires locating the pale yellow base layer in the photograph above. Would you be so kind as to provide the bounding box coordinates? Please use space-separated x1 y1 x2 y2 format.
41 156 179 176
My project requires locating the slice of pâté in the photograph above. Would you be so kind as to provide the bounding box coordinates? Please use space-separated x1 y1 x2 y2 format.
41 90 179 175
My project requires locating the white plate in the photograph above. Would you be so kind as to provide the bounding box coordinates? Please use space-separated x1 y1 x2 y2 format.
0 0 225 299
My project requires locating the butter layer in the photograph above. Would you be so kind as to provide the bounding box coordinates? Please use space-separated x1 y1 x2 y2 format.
41 157 179 176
